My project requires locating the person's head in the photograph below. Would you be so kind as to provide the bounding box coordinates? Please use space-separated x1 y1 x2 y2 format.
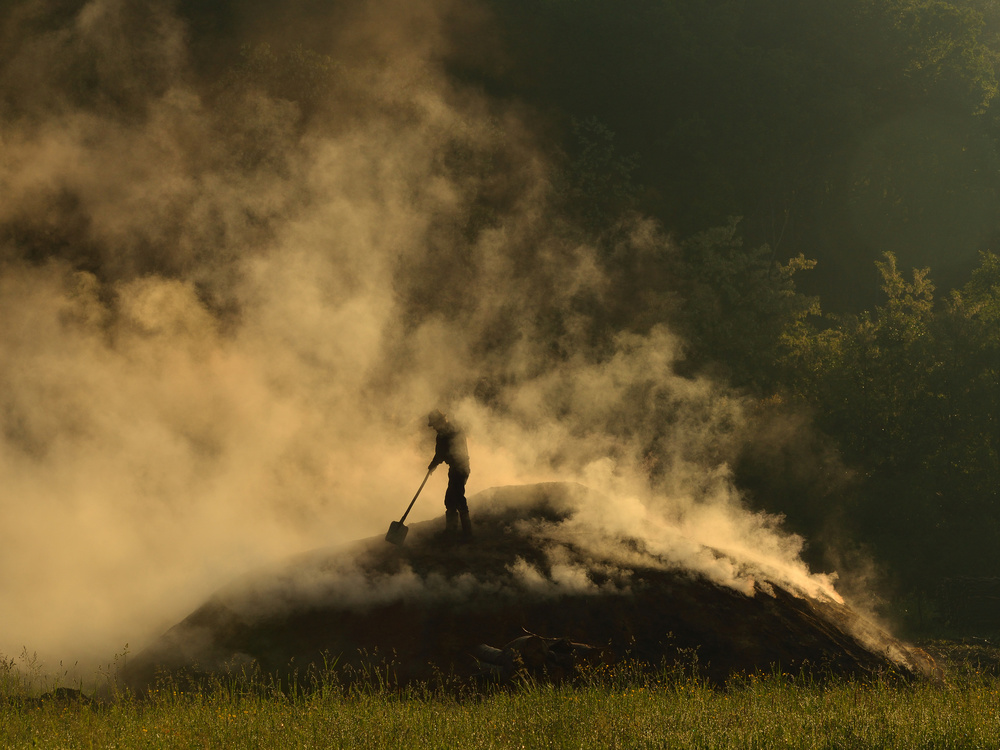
427 410 447 430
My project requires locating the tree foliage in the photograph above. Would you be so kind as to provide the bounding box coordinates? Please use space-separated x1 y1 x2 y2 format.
672 218 818 390
780 252 1000 586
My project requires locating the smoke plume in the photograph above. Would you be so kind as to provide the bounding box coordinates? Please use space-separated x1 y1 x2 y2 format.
0 0 838 675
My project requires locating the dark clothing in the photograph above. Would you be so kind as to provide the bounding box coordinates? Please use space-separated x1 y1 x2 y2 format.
444 468 469 513
430 425 470 476
430 424 470 513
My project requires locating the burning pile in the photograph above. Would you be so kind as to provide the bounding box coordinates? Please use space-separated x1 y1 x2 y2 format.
126 483 937 690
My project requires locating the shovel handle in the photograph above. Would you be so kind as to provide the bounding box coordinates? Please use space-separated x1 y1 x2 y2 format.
399 468 433 524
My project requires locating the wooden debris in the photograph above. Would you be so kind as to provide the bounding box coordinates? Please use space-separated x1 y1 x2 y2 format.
472 629 606 683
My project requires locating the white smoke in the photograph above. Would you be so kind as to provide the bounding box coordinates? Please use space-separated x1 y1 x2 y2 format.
0 0 838 675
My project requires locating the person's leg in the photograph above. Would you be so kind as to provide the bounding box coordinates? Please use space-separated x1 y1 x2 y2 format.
447 470 471 540
444 471 463 538
445 508 459 535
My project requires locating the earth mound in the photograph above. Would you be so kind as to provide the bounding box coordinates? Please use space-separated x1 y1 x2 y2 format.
126 483 936 689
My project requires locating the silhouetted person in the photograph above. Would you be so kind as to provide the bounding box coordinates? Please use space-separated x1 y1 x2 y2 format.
427 410 472 542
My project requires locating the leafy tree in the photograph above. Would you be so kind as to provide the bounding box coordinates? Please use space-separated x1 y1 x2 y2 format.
783 252 937 469
552 116 640 239
928 252 1000 536
781 251 1000 588
673 218 819 391
884 0 1000 112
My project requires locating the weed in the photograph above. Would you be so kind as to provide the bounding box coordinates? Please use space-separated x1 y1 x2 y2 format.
3 650 1000 748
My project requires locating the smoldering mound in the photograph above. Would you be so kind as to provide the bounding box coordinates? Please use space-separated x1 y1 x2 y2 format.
126 483 935 689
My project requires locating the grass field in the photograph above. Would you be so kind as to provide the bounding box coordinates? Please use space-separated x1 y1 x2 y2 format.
3 644 1000 749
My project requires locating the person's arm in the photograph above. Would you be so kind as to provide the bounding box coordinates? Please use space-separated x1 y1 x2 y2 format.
428 433 445 470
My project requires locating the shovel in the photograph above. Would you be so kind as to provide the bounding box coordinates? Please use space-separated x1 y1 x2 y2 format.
385 468 434 545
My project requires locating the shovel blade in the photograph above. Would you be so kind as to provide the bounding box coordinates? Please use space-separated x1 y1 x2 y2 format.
385 520 408 545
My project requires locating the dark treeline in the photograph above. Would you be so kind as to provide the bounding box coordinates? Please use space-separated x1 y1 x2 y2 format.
476 0 1000 313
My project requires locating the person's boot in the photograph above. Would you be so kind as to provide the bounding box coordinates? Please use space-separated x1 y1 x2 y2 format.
445 510 459 541
459 509 473 543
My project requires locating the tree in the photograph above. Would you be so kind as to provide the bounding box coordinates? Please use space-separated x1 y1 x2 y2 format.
781 251 1000 588
783 252 938 468
673 218 818 392
929 251 1000 527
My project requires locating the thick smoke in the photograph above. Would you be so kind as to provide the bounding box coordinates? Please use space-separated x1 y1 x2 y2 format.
0 0 837 674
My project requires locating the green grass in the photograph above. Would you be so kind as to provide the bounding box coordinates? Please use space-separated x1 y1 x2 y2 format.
3 657 1000 749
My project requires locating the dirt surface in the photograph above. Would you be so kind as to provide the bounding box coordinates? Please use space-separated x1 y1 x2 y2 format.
126 483 938 690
